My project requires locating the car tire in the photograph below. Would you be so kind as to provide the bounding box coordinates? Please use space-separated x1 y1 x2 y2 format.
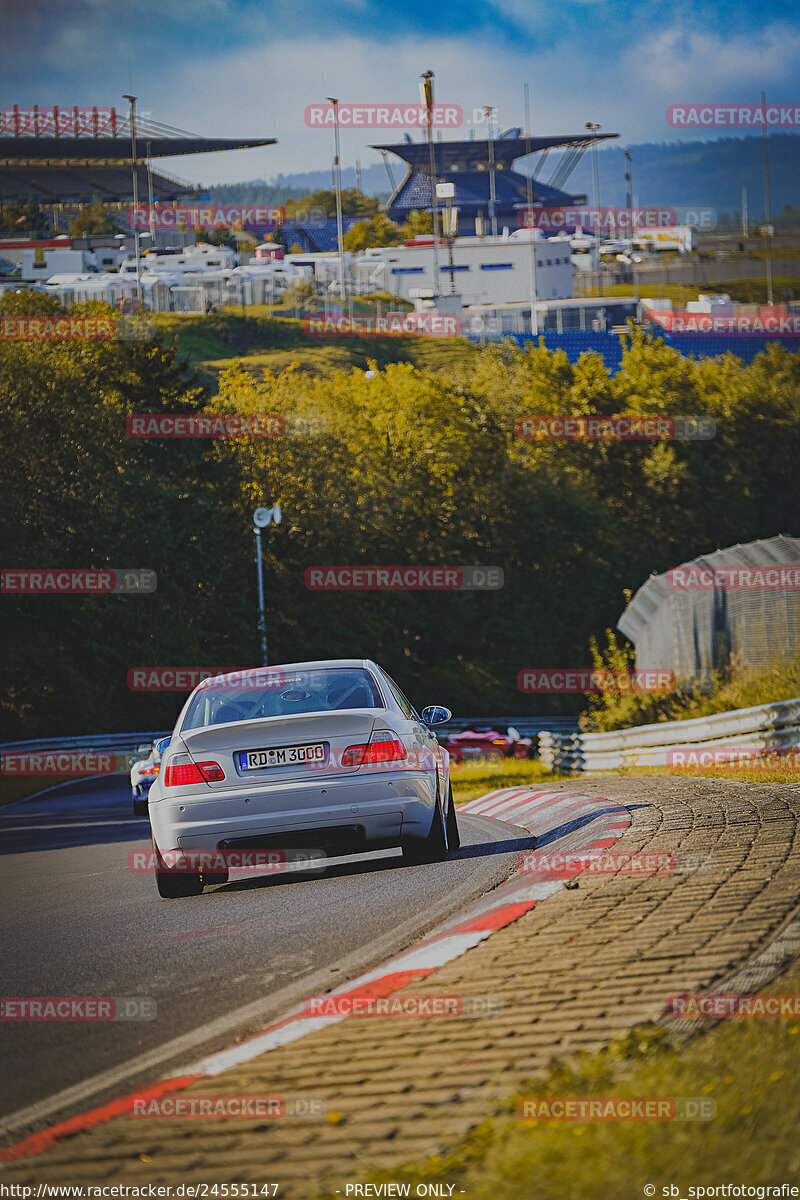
132 794 148 817
445 782 460 850
152 837 204 899
402 791 449 865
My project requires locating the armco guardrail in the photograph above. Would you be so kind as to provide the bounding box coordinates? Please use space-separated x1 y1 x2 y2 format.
538 698 800 773
0 731 170 767
443 716 578 738
1 717 579 763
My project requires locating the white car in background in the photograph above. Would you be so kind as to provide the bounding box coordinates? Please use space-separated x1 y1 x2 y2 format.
147 659 459 898
131 736 170 816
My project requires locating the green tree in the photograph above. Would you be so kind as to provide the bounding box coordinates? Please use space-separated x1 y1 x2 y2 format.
69 200 115 236
342 214 404 252
1 197 52 233
401 209 434 238
196 227 237 249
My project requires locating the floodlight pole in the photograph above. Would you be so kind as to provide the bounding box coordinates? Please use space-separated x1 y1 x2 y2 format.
524 83 538 335
123 95 143 308
327 97 347 305
146 139 156 247
421 71 440 297
485 106 497 236
761 90 774 306
253 525 268 667
586 122 603 296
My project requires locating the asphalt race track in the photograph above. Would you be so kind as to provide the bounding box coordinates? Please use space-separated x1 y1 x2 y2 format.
0 776 535 1135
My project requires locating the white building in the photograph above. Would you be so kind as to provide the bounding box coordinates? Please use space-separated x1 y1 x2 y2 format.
353 231 573 306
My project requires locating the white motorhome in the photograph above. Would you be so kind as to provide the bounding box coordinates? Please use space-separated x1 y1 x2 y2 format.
631 226 696 254
119 243 236 277
20 248 99 282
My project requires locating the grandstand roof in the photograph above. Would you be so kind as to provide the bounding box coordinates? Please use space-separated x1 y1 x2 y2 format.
0 136 276 162
370 132 618 170
0 110 276 205
373 130 618 231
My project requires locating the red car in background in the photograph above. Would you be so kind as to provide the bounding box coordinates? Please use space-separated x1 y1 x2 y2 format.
446 725 534 765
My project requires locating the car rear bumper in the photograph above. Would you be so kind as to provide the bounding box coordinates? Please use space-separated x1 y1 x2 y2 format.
148 769 437 853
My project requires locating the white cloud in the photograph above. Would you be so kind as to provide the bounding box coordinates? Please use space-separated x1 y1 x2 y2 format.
10 17 792 184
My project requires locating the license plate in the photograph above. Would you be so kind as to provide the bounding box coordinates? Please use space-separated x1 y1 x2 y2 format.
238 743 327 771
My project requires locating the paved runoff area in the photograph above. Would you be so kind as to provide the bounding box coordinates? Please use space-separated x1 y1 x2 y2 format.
3 777 800 1196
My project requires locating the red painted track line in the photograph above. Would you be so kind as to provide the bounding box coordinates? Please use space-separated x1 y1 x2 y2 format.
0 1075 202 1164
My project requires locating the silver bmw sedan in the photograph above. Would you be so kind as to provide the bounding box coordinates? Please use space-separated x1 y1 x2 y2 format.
147 658 459 897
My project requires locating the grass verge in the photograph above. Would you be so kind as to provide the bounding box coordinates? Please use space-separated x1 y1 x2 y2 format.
450 758 551 805
576 276 800 304
0 775 77 807
327 961 800 1199
152 310 479 388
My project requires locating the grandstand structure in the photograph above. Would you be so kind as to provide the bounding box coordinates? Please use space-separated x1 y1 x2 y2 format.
372 129 618 235
618 535 800 678
0 105 276 223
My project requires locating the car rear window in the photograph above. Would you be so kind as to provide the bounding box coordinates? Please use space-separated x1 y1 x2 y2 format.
181 667 385 730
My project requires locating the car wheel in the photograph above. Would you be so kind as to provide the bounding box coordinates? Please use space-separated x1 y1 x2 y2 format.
402 791 448 865
445 782 460 850
132 793 148 817
152 837 204 899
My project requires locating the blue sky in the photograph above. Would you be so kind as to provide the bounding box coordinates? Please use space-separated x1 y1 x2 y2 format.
2 0 799 183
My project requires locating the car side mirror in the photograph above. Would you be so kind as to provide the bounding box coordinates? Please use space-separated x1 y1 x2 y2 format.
421 705 452 726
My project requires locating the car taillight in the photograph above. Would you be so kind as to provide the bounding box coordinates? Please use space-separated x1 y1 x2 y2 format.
198 760 225 781
342 731 407 767
140 765 160 776
491 738 506 745
163 757 225 786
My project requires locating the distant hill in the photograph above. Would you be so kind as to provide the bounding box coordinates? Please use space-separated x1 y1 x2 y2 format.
561 135 799 223
204 165 392 206
203 136 800 226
